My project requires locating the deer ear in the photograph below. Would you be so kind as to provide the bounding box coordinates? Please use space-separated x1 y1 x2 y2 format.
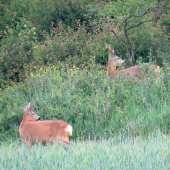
24 103 35 114
106 46 110 50
113 49 117 55
106 45 113 53
24 103 31 113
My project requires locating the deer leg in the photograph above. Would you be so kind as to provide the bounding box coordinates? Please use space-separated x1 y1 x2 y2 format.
27 140 34 149
42 140 47 147
63 137 71 147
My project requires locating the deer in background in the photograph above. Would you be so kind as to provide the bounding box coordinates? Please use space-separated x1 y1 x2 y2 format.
106 46 160 79
19 103 72 149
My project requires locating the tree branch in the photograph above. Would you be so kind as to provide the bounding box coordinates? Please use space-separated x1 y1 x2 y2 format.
134 1 164 17
124 29 134 64
126 8 165 31
124 2 132 27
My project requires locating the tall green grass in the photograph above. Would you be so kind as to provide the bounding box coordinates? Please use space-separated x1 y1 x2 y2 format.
0 61 170 141
0 132 170 170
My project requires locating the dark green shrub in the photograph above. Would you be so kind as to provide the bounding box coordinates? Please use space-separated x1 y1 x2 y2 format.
7 0 93 38
0 18 37 88
0 0 13 32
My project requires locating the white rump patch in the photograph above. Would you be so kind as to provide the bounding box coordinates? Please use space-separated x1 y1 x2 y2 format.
65 124 72 136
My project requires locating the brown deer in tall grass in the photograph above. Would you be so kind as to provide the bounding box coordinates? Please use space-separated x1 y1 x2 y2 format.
106 46 160 79
19 103 72 149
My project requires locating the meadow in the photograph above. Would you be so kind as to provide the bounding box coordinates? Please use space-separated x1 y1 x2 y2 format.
1 61 170 140
0 132 170 170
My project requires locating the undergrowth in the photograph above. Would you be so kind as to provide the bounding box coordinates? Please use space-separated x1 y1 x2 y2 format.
0 60 170 141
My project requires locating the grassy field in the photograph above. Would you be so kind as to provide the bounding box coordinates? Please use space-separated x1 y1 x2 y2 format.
1 62 170 140
0 132 170 170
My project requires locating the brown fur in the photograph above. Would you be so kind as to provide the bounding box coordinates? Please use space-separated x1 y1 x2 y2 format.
19 103 72 149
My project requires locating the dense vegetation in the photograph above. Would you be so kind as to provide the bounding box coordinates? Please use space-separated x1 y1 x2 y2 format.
1 62 170 141
0 0 170 143
0 0 169 88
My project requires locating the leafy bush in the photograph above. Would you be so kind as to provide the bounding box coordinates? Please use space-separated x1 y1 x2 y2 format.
8 0 92 36
0 18 38 88
0 0 13 32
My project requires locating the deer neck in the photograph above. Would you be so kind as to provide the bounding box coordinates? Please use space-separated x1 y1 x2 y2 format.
19 115 25 131
107 58 119 76
20 114 28 125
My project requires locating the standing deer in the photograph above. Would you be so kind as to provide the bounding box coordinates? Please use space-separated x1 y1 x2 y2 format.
106 46 160 79
19 103 72 148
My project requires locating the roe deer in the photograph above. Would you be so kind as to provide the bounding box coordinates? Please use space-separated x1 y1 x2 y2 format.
19 103 72 149
106 46 160 79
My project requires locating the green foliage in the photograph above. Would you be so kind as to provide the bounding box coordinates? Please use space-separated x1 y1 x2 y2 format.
0 18 37 88
0 0 13 32
0 63 170 141
160 1 170 35
8 0 91 35
32 23 110 66
129 21 169 62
